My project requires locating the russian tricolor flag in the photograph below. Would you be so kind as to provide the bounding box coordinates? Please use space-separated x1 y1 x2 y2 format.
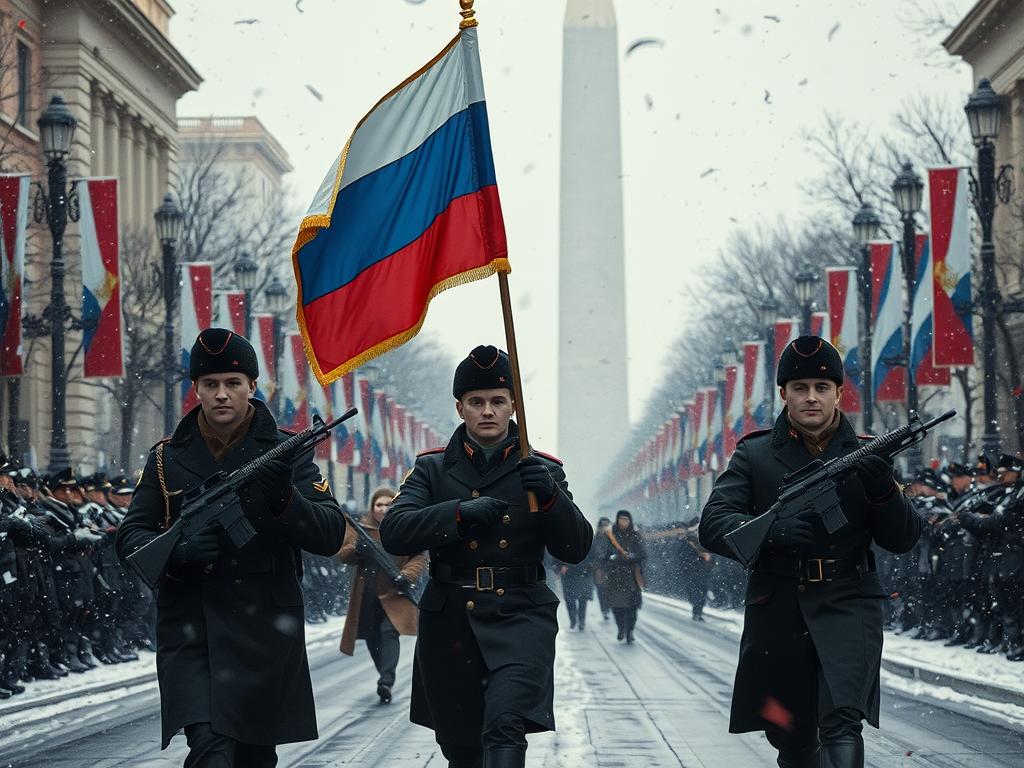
293 26 509 384
79 178 123 378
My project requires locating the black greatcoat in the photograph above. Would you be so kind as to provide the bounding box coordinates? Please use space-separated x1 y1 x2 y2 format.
379 423 593 748
699 410 921 736
115 400 344 748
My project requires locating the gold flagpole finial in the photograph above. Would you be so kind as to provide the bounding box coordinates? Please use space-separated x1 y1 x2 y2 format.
459 0 478 29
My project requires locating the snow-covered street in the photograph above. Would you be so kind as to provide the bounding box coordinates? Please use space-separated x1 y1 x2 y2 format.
3 594 1023 767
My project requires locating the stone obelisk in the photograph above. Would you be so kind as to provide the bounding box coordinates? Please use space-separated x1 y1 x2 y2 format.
558 0 629 516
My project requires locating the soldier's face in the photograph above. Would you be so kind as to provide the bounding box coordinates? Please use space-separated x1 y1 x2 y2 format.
195 373 256 428
951 475 972 493
0 475 14 492
109 492 132 507
456 388 514 446
999 470 1020 485
86 489 107 505
781 379 841 432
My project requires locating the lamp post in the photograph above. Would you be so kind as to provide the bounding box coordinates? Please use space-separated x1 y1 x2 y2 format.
35 94 78 473
965 78 1006 456
852 202 882 433
154 192 185 436
892 162 924 425
758 297 779 426
263 275 290 419
361 363 381 508
232 252 259 339
794 264 819 336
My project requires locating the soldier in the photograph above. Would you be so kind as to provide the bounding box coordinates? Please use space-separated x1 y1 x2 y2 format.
699 336 923 768
556 545 594 631
116 328 346 768
0 452 31 697
338 486 427 704
592 516 612 622
957 453 1024 658
592 509 646 642
109 474 157 655
681 517 712 621
906 470 953 641
379 344 593 768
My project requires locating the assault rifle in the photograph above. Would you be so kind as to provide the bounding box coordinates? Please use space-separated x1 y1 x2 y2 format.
339 506 419 607
723 409 957 569
125 408 358 589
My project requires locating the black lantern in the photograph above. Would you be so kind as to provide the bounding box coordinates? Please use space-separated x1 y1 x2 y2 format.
153 192 184 245
264 275 290 315
37 94 77 162
965 78 1002 145
757 297 779 329
233 253 259 292
794 265 818 307
851 202 881 245
892 162 924 218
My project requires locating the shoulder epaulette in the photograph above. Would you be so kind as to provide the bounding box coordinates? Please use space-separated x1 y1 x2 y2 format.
148 436 172 452
737 429 771 444
417 447 446 457
534 450 564 466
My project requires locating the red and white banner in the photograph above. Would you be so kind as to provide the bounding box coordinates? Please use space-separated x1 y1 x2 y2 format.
308 376 331 458
250 313 276 404
216 290 247 337
811 311 829 339
826 267 862 413
281 332 310 432
910 235 951 386
773 318 799 411
870 242 906 402
742 341 768 432
724 364 744 457
928 167 974 366
180 263 214 414
0 175 29 376
79 178 122 378
332 374 356 466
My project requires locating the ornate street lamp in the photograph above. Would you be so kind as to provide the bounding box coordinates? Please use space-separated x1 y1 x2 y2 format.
263 275 290 418
965 79 1008 455
892 162 923 420
154 192 185 435
851 202 881 433
794 264 819 336
35 94 79 473
232 252 259 338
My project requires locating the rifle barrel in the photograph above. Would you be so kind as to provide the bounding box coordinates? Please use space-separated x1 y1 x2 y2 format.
920 409 956 431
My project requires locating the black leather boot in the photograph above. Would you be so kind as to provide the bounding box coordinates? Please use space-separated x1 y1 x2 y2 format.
822 738 863 768
482 746 526 768
777 745 820 768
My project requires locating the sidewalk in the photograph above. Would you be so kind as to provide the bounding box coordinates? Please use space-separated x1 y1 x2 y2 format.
645 592 1024 730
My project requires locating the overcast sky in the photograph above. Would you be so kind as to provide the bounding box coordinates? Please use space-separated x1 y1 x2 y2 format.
169 0 975 449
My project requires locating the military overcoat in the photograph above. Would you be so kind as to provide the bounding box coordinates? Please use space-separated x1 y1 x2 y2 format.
699 410 922 736
115 399 344 748
379 422 592 748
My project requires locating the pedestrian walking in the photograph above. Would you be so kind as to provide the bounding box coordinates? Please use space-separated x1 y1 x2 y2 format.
593 510 646 643
379 344 593 768
116 328 345 768
592 516 612 622
699 336 924 768
557 552 593 631
338 486 427 704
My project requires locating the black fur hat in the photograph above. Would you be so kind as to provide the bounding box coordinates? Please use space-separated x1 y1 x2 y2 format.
452 345 513 399
776 336 844 386
189 328 258 381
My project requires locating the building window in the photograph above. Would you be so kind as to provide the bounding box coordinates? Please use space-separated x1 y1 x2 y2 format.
16 40 29 128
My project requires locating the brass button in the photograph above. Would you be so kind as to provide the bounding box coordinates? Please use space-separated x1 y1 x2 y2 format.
466 600 475 610
496 588 505 596
798 584 806 592
499 539 508 549
469 540 479 550
502 515 511 525
471 490 480 498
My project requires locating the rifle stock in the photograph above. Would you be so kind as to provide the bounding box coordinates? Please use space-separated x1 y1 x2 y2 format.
721 409 957 570
340 507 419 606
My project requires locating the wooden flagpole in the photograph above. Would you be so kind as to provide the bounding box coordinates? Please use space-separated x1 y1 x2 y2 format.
498 271 538 512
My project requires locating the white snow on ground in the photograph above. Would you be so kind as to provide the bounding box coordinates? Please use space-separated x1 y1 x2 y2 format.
645 591 1024 729
0 614 347 718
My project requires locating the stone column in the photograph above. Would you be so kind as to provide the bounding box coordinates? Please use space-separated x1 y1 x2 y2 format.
104 98 119 181
90 84 105 176
118 107 133 225
157 139 169 201
146 131 159 218
132 119 146 230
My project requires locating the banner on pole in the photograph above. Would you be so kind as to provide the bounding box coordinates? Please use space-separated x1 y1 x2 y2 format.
216 290 247 337
281 332 310 432
180 263 214 414
826 267 862 413
911 234 951 386
869 242 906 402
250 313 276 403
928 167 974 366
79 178 123 378
0 175 29 376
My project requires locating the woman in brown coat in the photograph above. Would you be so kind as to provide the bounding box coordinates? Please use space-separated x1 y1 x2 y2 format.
338 487 427 703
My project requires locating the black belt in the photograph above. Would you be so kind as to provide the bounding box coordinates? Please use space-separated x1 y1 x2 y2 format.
755 551 875 583
430 562 545 591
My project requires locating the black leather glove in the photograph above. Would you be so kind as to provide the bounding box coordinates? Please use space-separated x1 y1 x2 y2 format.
767 509 816 552
170 523 220 567
856 455 895 500
253 459 294 513
458 496 509 528
518 456 556 503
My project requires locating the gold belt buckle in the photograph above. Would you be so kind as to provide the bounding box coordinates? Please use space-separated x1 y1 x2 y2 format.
475 567 495 591
805 558 825 583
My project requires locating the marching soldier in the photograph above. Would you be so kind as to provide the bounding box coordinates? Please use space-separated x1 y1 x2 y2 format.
116 328 346 768
699 336 923 768
379 345 593 768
